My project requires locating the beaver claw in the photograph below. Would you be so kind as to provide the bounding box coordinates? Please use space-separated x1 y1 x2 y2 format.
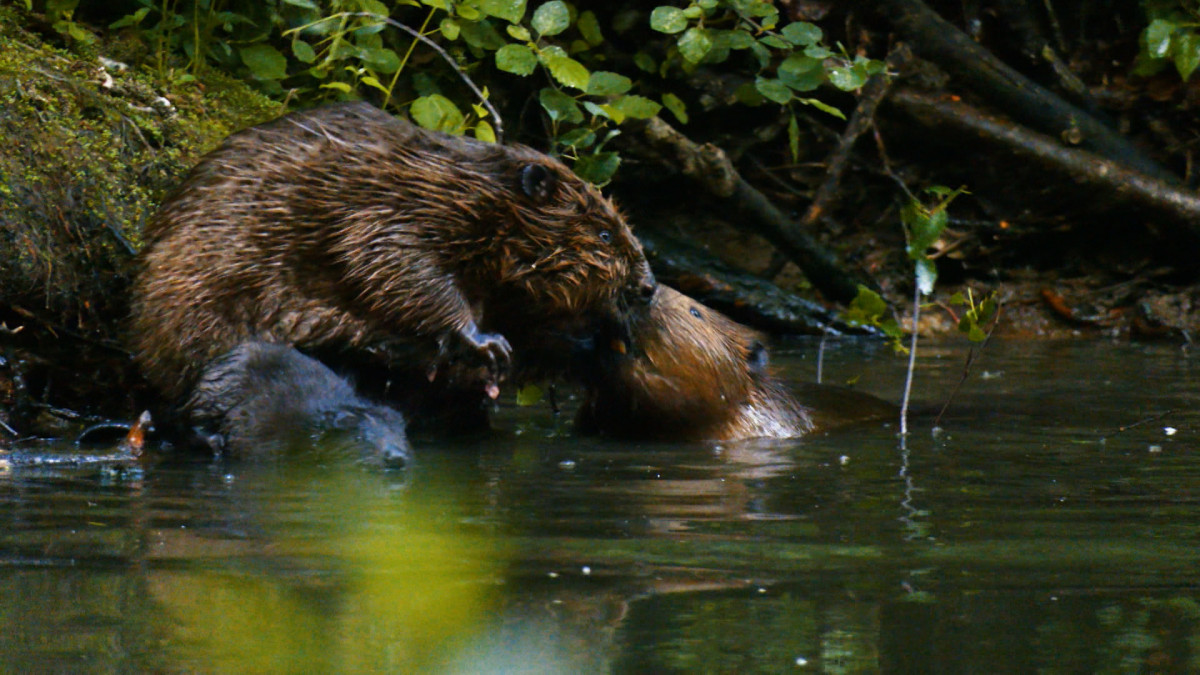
459 323 512 371
427 323 511 398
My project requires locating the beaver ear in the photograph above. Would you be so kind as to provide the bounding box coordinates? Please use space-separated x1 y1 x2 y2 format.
747 341 769 373
520 164 555 200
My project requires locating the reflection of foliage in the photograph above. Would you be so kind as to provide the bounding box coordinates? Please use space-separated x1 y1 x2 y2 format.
153 467 502 672
617 591 879 673
1035 596 1200 673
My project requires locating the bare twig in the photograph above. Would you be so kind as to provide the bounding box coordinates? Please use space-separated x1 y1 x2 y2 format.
348 12 504 142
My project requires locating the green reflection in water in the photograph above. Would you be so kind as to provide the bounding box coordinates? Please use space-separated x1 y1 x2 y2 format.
151 463 504 673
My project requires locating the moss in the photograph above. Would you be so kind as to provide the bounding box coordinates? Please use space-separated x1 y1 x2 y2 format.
0 3 282 336
0 5 283 421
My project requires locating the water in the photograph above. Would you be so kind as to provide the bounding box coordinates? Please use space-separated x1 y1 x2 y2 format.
2 339 1200 673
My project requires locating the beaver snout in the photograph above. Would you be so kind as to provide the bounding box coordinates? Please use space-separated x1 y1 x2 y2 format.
631 261 657 304
638 278 657 301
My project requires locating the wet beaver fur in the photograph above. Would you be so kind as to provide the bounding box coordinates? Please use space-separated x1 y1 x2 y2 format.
130 101 655 403
187 341 410 467
577 285 816 441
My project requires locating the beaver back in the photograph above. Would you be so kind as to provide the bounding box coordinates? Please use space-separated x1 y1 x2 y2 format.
131 102 653 399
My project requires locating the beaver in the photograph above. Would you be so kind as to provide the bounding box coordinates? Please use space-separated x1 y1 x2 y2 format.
130 101 655 404
576 285 814 440
186 341 410 466
576 286 897 441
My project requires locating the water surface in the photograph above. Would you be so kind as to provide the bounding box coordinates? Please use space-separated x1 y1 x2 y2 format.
2 339 1199 673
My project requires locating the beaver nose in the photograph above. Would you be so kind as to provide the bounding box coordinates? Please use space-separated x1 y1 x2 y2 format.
636 264 657 303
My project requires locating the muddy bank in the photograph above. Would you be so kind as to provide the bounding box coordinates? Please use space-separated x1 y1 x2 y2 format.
0 5 281 437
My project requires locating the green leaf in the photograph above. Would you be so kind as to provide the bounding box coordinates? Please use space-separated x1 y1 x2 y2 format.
292 39 317 64
479 0 526 23
1176 32 1200 80
740 0 778 19
804 44 832 59
542 52 590 90
539 87 584 123
797 97 845 119
634 51 657 73
582 100 621 122
109 6 150 29
474 120 497 143
586 71 632 96
496 44 537 75
532 0 570 37
715 29 754 49
781 21 822 46
1145 18 1175 59
754 76 792 105
844 286 889 326
411 94 465 133
361 47 401 73
358 0 390 16
650 6 688 34
915 258 937 296
506 24 530 41
559 127 596 148
516 383 543 406
611 94 662 119
239 44 288 80
440 17 460 40
778 53 824 91
360 75 388 93
573 151 621 185
662 92 688 124
459 20 507 49
749 40 771 68
578 10 603 45
903 199 948 260
828 63 868 91
677 27 712 63
320 81 353 93
759 35 790 50
457 4 482 20
282 0 318 7
978 297 999 326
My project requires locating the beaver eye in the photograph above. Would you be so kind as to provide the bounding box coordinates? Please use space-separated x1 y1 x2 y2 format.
689 307 702 319
598 229 612 243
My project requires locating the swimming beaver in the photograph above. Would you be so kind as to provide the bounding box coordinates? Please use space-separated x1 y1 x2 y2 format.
187 341 410 466
130 101 655 402
576 285 815 440
577 286 897 441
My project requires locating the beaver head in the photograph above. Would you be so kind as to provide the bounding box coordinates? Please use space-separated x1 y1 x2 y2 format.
576 285 813 441
488 155 657 318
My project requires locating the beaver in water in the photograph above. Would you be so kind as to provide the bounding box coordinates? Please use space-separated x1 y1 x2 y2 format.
130 101 655 405
576 286 895 441
187 341 411 467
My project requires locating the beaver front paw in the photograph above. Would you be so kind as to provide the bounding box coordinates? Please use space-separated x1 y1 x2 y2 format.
427 323 512 399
